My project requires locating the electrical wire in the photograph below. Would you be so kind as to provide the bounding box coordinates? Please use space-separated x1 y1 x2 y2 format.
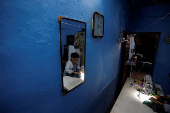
153 0 162 5
135 12 170 36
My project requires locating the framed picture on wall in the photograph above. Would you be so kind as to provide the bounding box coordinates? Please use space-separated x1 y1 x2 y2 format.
92 11 104 38
166 34 170 43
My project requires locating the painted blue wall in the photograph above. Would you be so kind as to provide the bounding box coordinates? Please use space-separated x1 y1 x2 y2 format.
0 0 129 113
130 5 170 95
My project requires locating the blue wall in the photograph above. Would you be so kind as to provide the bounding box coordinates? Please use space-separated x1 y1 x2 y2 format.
130 5 170 95
0 0 129 113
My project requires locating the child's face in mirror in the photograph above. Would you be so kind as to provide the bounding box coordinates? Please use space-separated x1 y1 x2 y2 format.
72 58 79 64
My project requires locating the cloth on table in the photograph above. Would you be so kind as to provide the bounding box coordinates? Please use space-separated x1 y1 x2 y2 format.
65 73 81 78
143 100 165 113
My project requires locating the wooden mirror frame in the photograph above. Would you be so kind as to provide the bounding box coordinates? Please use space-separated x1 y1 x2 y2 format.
58 16 86 96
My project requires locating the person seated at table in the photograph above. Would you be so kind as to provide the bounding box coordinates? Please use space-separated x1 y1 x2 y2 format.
149 95 170 113
149 74 170 113
63 52 81 78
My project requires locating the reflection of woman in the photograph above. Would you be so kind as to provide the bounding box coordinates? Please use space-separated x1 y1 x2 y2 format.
63 52 81 78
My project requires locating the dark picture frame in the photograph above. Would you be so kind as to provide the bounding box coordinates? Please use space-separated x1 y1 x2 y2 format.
92 11 104 38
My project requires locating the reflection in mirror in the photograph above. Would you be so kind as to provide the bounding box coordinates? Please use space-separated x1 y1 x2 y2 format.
59 17 86 96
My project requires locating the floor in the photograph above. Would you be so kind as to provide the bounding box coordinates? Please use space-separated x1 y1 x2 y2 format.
110 78 156 113
131 71 148 81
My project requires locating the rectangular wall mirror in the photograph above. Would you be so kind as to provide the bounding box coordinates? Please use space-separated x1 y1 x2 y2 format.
59 17 86 96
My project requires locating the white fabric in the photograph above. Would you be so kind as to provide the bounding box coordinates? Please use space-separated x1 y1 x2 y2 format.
63 60 80 76
155 84 164 96
164 104 170 113
143 83 153 95
143 75 153 95
144 75 152 84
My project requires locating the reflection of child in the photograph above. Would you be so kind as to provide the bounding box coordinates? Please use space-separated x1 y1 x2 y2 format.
63 52 81 77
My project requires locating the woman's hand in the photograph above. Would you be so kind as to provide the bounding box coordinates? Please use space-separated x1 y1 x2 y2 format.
149 97 159 104
149 97 164 107
155 95 160 100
